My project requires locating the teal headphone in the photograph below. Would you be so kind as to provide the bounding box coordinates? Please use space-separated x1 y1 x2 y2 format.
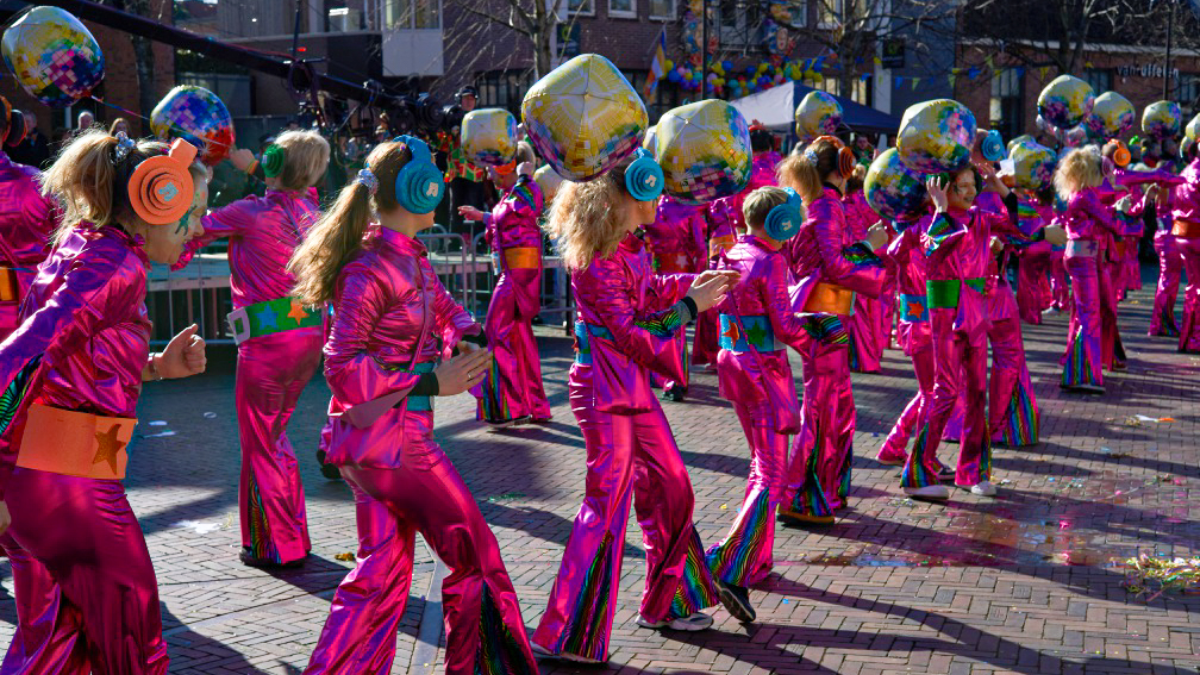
764 188 805 241
625 149 664 202
392 135 445 214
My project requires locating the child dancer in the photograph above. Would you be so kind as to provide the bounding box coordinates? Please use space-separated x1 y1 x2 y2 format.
175 130 330 568
1150 183 1182 337
0 131 207 674
1015 187 1058 325
778 137 887 522
843 165 885 373
291 138 537 675
532 151 742 664
0 97 57 340
460 143 552 426
643 193 709 400
1057 147 1139 392
901 167 1061 500
1171 143 1200 353
706 186 809 620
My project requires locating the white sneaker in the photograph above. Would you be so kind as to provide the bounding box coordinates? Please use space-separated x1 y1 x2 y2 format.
636 611 713 632
970 480 997 496
903 485 949 501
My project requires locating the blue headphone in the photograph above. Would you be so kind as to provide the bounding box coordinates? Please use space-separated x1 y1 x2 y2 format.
764 188 805 241
625 149 665 202
392 135 445 214
980 129 1006 162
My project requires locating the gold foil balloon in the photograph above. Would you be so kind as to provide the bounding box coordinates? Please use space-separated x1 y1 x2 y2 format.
2 6 104 107
654 100 752 205
1186 113 1200 143
895 99 977 174
1009 139 1057 191
461 108 519 168
642 124 658 153
794 90 843 139
1142 100 1182 140
1084 92 1135 140
521 54 648 181
1037 75 1095 129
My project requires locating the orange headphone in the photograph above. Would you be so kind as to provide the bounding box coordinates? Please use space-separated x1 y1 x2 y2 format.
810 135 857 179
128 139 198 226
1105 139 1132 168
0 96 27 148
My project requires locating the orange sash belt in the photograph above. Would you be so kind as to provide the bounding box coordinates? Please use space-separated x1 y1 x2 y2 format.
709 235 736 257
503 247 541 269
16 403 137 479
803 282 855 315
1172 220 1200 239
0 267 17 302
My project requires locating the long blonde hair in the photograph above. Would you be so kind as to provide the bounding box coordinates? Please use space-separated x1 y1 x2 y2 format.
39 129 169 244
545 157 638 272
273 130 331 190
778 136 842 204
289 141 411 305
1053 145 1104 202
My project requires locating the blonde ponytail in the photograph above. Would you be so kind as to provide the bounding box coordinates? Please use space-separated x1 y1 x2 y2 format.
778 137 842 205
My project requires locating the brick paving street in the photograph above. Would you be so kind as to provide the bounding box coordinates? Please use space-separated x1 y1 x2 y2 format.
2 267 1198 674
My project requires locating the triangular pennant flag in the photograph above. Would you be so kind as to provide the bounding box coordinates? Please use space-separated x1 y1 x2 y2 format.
911 77 920 91
984 55 994 71
1039 66 1049 80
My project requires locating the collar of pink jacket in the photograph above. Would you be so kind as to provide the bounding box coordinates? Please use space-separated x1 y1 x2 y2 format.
374 225 429 257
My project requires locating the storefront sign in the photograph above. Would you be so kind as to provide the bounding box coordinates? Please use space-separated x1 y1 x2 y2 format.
1117 63 1180 79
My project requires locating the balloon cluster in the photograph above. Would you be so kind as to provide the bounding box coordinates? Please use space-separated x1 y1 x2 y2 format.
662 56 831 99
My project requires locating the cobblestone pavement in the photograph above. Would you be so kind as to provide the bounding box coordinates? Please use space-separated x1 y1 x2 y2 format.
2 267 1198 674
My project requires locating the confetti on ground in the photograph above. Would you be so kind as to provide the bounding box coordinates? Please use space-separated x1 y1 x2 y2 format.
145 431 177 438
173 520 222 534
335 552 356 562
1123 554 1200 601
485 491 526 503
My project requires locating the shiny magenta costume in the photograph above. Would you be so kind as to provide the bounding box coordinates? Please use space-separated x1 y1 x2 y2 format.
842 190 885 373
1059 187 1137 390
1151 207 1182 337
706 235 803 586
0 224 168 674
0 152 57 339
533 233 719 662
1015 199 1056 325
305 227 535 675
901 193 1029 489
783 187 885 515
643 196 709 393
476 175 551 423
1171 158 1200 352
175 188 323 564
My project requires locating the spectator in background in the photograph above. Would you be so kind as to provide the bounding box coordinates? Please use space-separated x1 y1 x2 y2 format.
436 85 488 249
109 117 129 136
76 110 94 131
853 133 876 166
9 111 50 169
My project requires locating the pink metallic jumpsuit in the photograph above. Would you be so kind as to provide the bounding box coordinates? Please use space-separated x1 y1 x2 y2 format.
0 152 57 339
842 190 885 373
643 195 709 393
175 188 324 564
1015 199 1056 325
1150 193 1183 337
1171 158 1200 353
532 233 720 662
1059 187 1138 389
783 187 886 515
305 227 536 675
901 196 1033 489
0 225 168 674
706 235 805 586
476 175 551 423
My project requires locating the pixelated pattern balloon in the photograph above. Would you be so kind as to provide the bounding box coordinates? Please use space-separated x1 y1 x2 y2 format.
534 164 566 202
461 108 518 168
1085 92 1134 140
1007 134 1035 154
1037 75 1095 129
653 99 751 205
896 99 977 174
522 54 647 181
150 85 235 167
1142 100 1182 140
2 6 104 107
1186 113 1200 143
1009 139 1057 191
864 148 927 222
642 124 658 153
794 90 842 139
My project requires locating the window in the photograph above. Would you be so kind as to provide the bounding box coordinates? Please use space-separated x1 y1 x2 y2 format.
649 0 674 19
989 67 1023 142
476 70 535 116
1177 73 1200 115
718 0 761 45
384 0 440 29
818 0 841 29
1083 68 1112 95
568 0 595 15
609 0 635 17
777 0 805 27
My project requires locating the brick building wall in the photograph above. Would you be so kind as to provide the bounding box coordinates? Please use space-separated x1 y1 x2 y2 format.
0 1 174 141
954 42 1200 142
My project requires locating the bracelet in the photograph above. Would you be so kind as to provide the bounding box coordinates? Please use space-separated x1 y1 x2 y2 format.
148 353 164 381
